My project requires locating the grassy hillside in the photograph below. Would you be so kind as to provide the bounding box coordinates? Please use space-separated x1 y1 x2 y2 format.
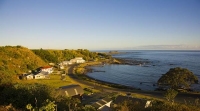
0 46 47 75
0 46 110 75
32 49 111 63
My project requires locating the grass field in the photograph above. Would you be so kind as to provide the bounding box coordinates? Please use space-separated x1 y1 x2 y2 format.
16 74 73 88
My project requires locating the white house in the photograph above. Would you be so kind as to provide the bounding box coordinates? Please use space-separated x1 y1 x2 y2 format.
75 57 85 63
34 71 49 79
40 66 53 74
26 74 34 80
62 57 85 66
62 61 72 65
60 65 64 69
49 63 55 66
70 57 85 64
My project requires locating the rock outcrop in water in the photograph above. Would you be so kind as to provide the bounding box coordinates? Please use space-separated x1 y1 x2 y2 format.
113 58 150 66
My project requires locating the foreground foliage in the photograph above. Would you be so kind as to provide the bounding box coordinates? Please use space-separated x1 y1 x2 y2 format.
164 88 178 102
0 83 55 109
114 100 200 111
0 81 200 111
0 83 83 111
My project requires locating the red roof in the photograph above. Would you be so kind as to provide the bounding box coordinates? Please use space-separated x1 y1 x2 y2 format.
41 66 52 69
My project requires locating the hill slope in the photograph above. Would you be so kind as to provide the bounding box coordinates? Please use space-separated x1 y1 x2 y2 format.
32 49 109 63
0 46 47 75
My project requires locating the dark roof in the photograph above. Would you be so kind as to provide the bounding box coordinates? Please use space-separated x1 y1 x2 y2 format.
92 98 112 109
114 95 150 107
58 84 84 97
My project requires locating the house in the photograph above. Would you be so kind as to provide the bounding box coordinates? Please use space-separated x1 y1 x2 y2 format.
39 66 53 74
91 98 112 111
57 84 84 99
59 65 64 69
49 63 55 66
113 95 151 108
74 57 85 63
61 57 85 66
62 61 72 65
25 74 34 80
34 71 50 79
70 57 85 64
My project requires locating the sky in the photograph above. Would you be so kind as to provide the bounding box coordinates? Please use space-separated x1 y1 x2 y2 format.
0 0 200 50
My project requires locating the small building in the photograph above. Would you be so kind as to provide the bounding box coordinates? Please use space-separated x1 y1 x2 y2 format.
49 63 55 66
40 66 53 74
59 65 65 69
57 84 84 99
61 57 85 66
74 57 85 63
70 57 85 64
34 71 50 79
62 61 72 65
26 74 34 80
91 98 112 111
113 95 151 108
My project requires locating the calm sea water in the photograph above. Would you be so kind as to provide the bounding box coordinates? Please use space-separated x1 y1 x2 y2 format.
87 50 200 91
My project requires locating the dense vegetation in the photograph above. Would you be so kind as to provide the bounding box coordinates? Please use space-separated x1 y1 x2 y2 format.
32 49 111 63
1 82 199 111
114 99 200 111
0 83 85 111
0 46 47 75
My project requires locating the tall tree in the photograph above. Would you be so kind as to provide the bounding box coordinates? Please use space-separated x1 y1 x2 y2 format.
157 67 198 89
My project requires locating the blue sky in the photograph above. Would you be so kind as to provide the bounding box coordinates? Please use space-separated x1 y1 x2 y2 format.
0 0 200 50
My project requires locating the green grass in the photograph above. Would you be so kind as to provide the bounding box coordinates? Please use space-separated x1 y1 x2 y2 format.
16 74 72 88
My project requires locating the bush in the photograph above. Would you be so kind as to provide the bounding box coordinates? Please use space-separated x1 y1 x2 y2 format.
0 83 55 109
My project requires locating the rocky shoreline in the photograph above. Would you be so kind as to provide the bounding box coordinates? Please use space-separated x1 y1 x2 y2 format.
113 58 151 66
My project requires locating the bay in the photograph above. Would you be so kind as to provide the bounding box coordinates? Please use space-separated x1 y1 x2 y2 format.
87 50 200 91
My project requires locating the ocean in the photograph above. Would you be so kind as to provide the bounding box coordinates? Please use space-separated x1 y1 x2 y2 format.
87 50 200 91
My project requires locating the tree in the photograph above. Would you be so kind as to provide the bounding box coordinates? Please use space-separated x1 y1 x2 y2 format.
26 104 32 111
113 99 144 111
39 99 56 111
82 105 96 111
26 99 56 111
157 67 198 89
164 88 178 103
70 98 81 110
